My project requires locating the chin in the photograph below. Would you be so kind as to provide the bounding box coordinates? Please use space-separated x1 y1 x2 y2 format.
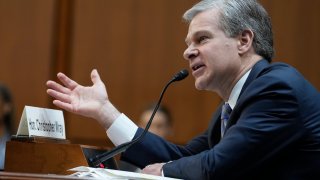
194 80 206 90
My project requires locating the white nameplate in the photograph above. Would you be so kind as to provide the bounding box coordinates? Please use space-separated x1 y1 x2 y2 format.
17 106 66 139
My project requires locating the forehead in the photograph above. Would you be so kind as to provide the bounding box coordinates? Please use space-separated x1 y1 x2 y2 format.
185 9 221 42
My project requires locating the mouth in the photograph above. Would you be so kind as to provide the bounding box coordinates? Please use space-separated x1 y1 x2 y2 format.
192 64 205 71
191 63 206 77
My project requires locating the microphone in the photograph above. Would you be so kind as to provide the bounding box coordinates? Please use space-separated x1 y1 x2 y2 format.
89 69 189 168
172 69 189 82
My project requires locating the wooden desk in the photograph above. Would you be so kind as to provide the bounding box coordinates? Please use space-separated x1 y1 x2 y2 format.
0 171 92 180
5 141 88 175
5 140 117 175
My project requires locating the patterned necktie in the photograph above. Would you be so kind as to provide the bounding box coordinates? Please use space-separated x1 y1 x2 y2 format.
221 103 232 137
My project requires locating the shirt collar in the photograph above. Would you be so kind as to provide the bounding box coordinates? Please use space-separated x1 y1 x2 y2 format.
227 69 251 109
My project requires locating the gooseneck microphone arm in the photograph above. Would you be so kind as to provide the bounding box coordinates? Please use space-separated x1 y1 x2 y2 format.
89 69 189 168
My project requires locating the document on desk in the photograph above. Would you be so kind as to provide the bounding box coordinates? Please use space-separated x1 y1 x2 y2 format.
69 166 182 180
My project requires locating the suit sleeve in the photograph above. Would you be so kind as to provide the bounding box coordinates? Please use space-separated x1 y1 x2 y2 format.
121 128 210 168
163 75 305 179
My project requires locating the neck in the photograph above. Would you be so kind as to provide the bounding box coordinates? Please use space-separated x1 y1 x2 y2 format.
216 55 263 101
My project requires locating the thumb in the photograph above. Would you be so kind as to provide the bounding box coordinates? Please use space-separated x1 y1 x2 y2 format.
91 69 102 84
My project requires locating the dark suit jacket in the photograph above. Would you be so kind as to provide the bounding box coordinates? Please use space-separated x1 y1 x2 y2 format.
121 59 320 180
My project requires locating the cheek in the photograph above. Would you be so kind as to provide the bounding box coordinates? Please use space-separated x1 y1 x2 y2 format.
224 42 239 58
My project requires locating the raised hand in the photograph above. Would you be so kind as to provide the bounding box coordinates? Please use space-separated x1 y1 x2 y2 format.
46 69 120 129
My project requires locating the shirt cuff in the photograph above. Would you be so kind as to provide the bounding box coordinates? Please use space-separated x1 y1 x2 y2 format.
106 113 138 146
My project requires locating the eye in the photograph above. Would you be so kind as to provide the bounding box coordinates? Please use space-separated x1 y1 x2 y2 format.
198 36 208 44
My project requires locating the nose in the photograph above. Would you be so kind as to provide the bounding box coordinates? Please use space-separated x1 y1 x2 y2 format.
183 46 199 61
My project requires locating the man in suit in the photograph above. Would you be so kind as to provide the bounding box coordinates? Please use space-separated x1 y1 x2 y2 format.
46 0 320 179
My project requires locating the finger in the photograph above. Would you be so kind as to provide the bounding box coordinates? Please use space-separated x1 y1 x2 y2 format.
57 72 78 90
91 69 102 84
46 80 71 94
47 89 72 104
53 100 74 112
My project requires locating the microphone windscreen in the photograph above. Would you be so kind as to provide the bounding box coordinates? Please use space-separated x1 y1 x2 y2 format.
173 69 189 81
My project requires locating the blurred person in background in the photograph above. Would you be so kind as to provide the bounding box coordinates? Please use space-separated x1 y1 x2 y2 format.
0 84 14 170
138 104 173 139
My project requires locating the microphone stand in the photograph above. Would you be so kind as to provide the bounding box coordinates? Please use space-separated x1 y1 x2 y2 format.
88 70 188 168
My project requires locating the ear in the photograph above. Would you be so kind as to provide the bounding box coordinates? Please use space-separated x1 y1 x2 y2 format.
237 29 254 55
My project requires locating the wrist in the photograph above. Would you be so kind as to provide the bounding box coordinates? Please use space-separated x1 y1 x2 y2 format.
96 101 121 129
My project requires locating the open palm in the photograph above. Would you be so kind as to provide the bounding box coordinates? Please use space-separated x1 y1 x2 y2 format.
46 69 108 120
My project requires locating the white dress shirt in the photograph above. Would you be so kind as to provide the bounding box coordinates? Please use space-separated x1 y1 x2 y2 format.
227 70 251 109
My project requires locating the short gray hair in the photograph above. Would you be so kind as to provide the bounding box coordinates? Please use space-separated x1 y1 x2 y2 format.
183 0 274 62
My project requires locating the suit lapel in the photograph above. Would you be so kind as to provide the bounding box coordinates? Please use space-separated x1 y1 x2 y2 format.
208 59 270 147
239 59 270 98
225 59 270 130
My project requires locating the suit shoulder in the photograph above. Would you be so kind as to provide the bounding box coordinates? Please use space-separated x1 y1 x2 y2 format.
244 62 319 101
258 62 306 86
